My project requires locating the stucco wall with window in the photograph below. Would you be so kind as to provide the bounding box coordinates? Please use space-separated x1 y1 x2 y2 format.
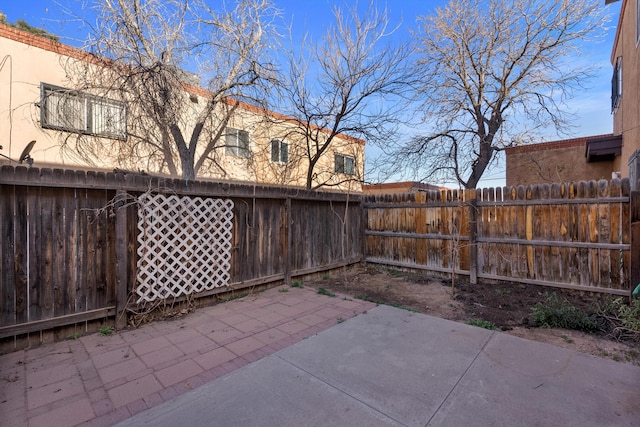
0 28 84 166
0 24 364 191
236 109 364 189
610 0 640 177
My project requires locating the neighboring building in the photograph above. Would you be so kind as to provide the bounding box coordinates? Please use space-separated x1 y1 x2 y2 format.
363 181 446 195
506 0 640 188
505 134 621 186
607 0 640 187
0 24 364 191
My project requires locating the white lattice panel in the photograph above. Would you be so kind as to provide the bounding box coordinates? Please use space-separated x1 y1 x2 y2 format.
135 193 234 303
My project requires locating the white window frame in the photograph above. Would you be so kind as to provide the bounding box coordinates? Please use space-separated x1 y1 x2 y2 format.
40 83 127 140
225 127 250 158
270 139 289 164
335 153 355 175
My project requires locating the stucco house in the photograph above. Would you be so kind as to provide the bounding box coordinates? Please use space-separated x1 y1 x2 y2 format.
606 0 640 188
506 0 640 187
505 134 621 186
0 23 364 191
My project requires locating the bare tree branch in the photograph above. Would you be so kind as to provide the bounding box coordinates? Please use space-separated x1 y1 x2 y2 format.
389 0 607 189
60 0 280 181
275 1 416 190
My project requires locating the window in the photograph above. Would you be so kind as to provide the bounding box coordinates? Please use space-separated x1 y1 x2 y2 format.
225 128 250 158
335 153 355 175
270 139 289 164
611 57 622 112
40 83 126 139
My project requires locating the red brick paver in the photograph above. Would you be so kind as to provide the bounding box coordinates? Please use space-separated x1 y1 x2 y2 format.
0 286 375 427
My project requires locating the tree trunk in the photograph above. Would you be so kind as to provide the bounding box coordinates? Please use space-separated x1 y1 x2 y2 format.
181 154 196 181
465 139 494 189
169 123 196 181
306 157 319 190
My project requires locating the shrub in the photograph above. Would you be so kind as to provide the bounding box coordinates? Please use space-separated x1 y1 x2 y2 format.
599 297 640 341
532 293 598 332
317 287 336 297
466 319 496 330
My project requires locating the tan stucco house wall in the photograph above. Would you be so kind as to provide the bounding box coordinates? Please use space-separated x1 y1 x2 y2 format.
505 136 617 186
609 0 640 179
0 24 364 191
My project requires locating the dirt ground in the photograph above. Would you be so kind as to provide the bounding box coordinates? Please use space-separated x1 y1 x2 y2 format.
304 264 640 367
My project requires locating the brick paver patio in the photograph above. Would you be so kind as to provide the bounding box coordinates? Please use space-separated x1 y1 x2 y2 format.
0 286 375 427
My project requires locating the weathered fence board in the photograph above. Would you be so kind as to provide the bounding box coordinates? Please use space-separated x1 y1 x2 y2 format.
1 183 14 325
0 165 363 341
14 184 27 324
27 186 40 321
3 164 637 344
365 179 633 296
63 184 75 316
365 190 468 275
39 183 55 320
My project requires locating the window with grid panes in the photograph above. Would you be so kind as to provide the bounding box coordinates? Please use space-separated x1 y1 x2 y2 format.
270 139 289 163
41 83 126 139
225 127 250 158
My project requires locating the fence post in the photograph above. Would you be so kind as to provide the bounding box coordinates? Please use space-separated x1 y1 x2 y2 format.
630 191 640 298
115 190 129 329
361 197 367 261
467 190 478 285
284 197 292 285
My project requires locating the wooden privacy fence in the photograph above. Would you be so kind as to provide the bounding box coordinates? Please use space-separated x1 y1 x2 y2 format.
0 166 363 339
3 164 639 343
364 179 634 296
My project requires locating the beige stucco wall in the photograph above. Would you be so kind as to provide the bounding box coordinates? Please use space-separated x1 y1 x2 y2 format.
0 32 78 165
222 106 364 189
0 25 364 191
612 0 640 177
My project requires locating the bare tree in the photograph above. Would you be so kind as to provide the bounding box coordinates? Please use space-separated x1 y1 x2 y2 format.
390 0 607 189
276 1 414 190
60 0 279 180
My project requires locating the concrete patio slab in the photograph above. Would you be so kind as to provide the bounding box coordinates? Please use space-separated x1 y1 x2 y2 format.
427 331 640 427
117 305 640 427
113 355 401 427
3 285 639 427
278 305 494 426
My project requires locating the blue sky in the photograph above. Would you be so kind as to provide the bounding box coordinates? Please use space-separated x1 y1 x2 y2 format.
0 0 623 187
